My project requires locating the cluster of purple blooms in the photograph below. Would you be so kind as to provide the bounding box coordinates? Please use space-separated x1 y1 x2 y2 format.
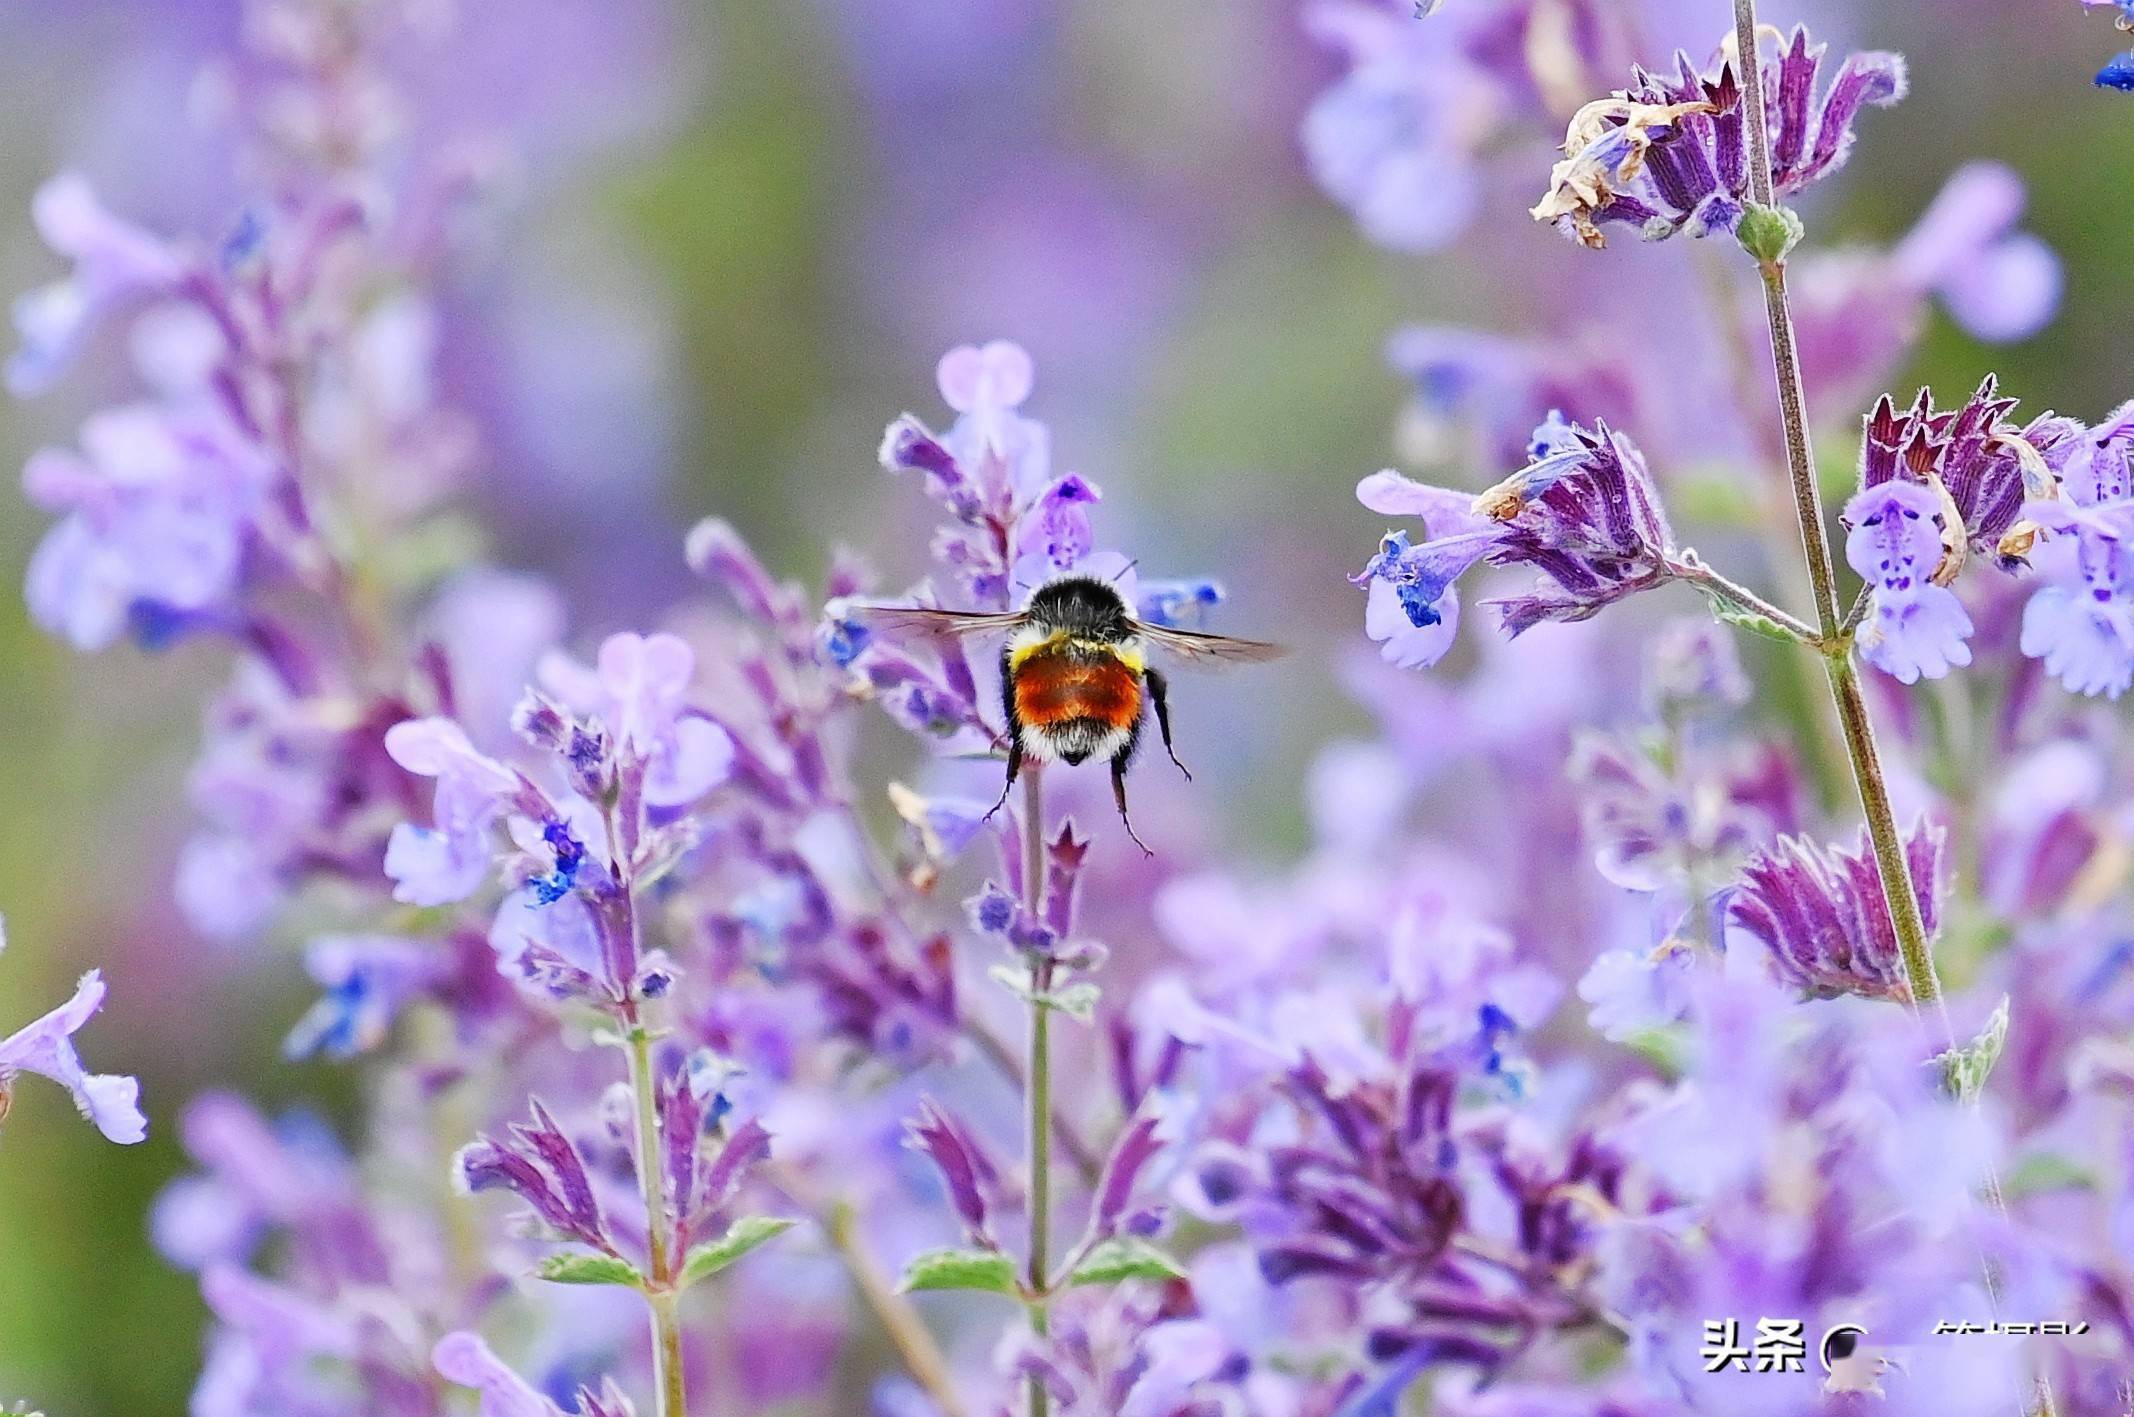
6 1 2134 1416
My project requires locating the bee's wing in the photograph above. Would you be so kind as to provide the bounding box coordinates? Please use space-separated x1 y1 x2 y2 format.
848 604 1030 641
1134 621 1286 670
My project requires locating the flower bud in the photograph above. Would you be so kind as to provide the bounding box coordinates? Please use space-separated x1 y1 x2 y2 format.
1736 203 1804 264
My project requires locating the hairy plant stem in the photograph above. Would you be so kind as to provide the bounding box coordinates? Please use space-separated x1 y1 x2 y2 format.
1822 657 1947 1011
1730 0 1942 1011
609 785 688 1417
624 1009 690 1417
1021 766 1054 1417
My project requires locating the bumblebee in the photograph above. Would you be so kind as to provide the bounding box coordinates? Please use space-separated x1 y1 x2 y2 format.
856 575 1283 851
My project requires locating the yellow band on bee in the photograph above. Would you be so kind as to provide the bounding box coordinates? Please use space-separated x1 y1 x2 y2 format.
1008 632 1144 674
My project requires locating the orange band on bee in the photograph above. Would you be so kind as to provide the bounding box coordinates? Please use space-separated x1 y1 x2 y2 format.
1014 652 1142 731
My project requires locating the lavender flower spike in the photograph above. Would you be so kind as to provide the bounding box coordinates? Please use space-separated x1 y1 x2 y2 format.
0 955 147 1144
1534 29 1905 248
1725 822 1945 1002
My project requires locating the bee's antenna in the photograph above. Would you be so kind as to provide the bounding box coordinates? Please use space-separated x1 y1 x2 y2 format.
1110 558 1141 584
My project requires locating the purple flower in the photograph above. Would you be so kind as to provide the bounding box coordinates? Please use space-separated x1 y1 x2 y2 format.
433 1331 568 1417
2020 527 2134 698
1891 163 2062 343
1838 380 2087 684
1013 472 1104 583
151 1091 353 1272
1355 415 1680 665
455 1100 615 1254
283 934 440 1060
1724 822 1945 1002
1136 578 1223 629
1092 1110 1166 1239
1301 0 1610 253
1601 968 2018 1407
905 1099 1001 1245
199 1262 360 1368
1578 941 1698 1041
1645 618 1751 711
933 338 1051 512
0 962 146 1144
490 886 607 996
1567 732 1768 893
965 881 1059 954
1844 480 1976 684
1534 30 1905 248
2018 402 2134 697
1300 9 1490 252
1856 382 2073 567
538 632 735 808
173 661 350 941
886 783 992 866
7 173 184 395
383 717 524 906
22 405 271 651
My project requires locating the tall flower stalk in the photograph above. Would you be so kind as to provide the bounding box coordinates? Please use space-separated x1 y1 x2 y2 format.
610 821 690 1416
1725 0 1946 1012
1019 768 1054 1417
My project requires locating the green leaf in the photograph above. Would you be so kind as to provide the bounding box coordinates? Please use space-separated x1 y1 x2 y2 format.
1046 981 1101 1021
988 965 1101 1022
1935 995 2009 1101
678 1215 797 1289
897 1246 1019 1296
536 1252 645 1288
2002 1151 2096 1198
1068 1237 1189 1288
1712 606 1797 643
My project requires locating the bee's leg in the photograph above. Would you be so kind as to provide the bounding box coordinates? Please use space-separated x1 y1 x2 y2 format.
1111 751 1155 857
1145 667 1191 781
986 738 1023 822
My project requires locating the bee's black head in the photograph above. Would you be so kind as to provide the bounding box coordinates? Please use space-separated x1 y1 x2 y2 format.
1025 576 1134 640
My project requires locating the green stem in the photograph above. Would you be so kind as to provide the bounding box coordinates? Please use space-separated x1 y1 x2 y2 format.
1729 0 1941 1010
1670 554 1820 645
1823 658 1946 1008
626 1012 690 1417
1020 766 1053 1417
